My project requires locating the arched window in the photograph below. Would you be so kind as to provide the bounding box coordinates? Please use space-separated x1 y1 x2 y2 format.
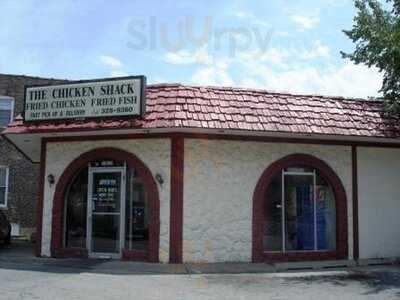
252 154 348 262
263 167 336 252
52 148 159 262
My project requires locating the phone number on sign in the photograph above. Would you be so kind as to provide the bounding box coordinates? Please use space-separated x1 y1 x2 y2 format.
98 107 134 115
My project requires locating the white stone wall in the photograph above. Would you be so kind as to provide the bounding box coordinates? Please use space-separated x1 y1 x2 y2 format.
42 139 171 262
358 147 400 259
183 139 353 262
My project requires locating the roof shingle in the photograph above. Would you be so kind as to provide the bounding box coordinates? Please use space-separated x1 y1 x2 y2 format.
4 83 400 139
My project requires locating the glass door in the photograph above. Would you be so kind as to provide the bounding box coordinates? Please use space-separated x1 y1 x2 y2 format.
283 170 316 251
87 167 126 258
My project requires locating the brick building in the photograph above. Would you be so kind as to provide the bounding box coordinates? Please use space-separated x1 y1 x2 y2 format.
0 74 64 237
2 75 400 264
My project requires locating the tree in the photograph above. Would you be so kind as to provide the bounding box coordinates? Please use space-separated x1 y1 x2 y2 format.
342 0 400 115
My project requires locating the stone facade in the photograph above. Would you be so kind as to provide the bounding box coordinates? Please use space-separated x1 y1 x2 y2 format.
0 74 65 234
183 139 353 263
32 135 400 263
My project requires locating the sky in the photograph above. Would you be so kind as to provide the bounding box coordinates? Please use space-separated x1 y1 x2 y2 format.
0 0 386 98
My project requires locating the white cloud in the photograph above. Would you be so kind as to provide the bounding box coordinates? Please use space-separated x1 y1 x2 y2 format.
239 60 382 98
231 11 270 27
326 0 348 7
275 30 293 38
232 11 254 19
240 43 330 70
197 53 381 98
318 62 382 98
164 46 235 86
100 55 128 77
164 47 212 66
191 66 234 86
150 77 168 84
110 70 129 77
297 41 331 60
100 55 123 69
291 14 320 31
162 37 382 99
191 56 234 86
239 48 289 69
164 50 195 65
240 77 261 89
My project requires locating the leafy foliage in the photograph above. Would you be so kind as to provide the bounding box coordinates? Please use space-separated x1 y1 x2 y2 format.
342 0 400 115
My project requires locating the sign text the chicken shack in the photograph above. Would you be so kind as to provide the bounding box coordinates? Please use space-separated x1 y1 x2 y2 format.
24 76 146 122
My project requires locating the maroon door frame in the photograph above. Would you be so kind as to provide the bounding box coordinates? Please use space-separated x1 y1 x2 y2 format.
252 153 348 262
50 147 160 262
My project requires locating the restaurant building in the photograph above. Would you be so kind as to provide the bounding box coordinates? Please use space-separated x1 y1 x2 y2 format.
2 75 400 264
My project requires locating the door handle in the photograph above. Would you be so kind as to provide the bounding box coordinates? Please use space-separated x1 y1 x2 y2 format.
276 204 282 209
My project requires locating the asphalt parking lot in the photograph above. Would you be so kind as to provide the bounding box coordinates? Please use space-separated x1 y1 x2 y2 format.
0 241 400 300
1 265 400 300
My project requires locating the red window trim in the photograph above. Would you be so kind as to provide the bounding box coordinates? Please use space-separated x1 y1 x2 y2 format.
252 153 348 263
50 147 160 262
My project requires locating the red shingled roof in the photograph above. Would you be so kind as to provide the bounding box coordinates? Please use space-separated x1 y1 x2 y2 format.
4 83 400 139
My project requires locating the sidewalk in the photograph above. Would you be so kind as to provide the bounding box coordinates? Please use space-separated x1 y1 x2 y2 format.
1 242 400 299
0 240 399 276
1 253 399 276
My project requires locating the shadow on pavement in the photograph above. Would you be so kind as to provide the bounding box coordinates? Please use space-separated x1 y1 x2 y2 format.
1 239 400 297
287 269 400 297
0 240 189 275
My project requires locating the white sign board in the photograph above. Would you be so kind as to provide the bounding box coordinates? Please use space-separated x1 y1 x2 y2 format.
24 76 146 122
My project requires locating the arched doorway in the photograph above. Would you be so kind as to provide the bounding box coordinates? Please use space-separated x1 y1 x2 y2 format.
51 148 160 262
252 154 348 262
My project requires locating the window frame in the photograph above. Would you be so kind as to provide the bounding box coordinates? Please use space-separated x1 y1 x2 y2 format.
282 170 317 253
265 169 336 254
252 154 348 263
0 96 15 128
0 166 9 208
52 148 160 262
